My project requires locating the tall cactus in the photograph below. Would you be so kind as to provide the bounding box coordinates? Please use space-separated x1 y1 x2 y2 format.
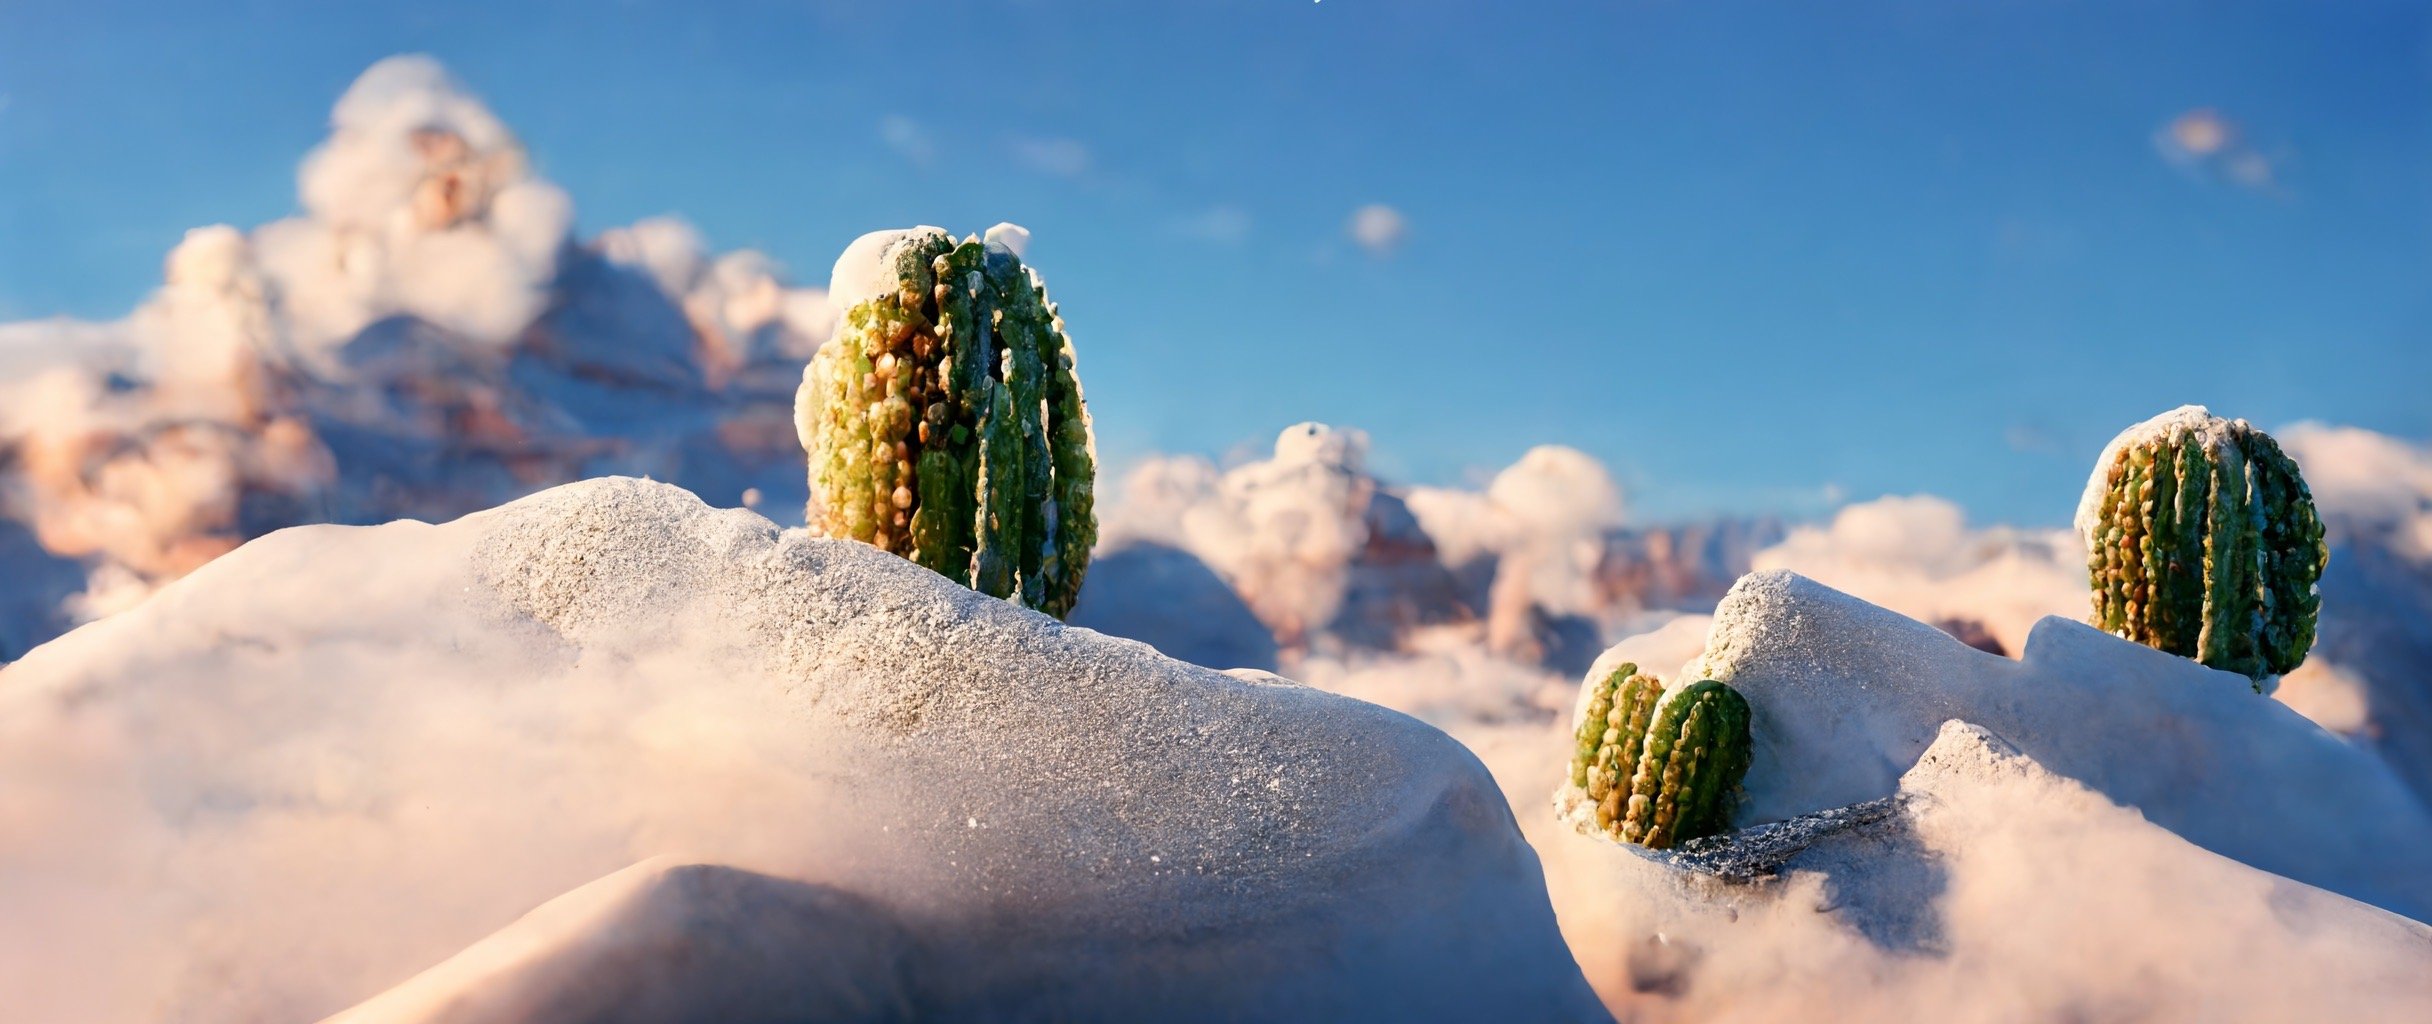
2078 406 2325 683
1569 664 1753 850
799 227 1096 617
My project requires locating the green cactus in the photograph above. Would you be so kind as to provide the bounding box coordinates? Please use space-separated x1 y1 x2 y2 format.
1570 665 1753 850
2082 407 2325 683
805 230 1096 617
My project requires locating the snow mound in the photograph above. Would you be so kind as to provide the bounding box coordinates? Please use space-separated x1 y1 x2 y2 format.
0 477 1601 1022
1523 716 2432 1019
329 859 916 1024
1691 570 2432 920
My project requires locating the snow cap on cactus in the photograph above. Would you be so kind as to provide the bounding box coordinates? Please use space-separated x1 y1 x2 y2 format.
2077 405 2326 683
796 225 1096 617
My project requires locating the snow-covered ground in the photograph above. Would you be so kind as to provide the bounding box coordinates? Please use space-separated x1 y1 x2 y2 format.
0 478 1600 1021
6 477 2427 1020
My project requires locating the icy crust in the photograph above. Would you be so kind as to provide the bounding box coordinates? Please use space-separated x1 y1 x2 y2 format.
2073 403 2237 539
826 226 950 314
1551 776 1898 885
1691 569 2432 920
0 478 1601 1022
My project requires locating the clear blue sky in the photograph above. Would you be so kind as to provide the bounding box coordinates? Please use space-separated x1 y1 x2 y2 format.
4 1 2427 524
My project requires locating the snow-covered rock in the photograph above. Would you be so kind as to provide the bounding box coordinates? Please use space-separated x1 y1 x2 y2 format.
1689 570 2432 920
0 477 1603 1022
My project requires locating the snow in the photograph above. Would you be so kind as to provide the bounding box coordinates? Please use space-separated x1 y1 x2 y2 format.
0 477 1601 1022
826 227 950 313
1375 651 2432 1019
982 222 1032 260
1686 569 2432 919
1505 671 2432 1019
1751 495 2082 656
328 859 917 1024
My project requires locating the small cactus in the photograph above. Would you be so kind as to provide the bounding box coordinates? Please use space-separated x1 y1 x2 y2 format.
1570 664 1753 849
2079 406 2325 683
801 228 1096 617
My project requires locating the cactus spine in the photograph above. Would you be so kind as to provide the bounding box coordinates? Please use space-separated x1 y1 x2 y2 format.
2081 407 2325 683
804 229 1096 617
1570 664 1753 850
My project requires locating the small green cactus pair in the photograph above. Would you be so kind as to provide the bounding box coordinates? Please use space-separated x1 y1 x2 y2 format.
1571 663 1753 849
2080 407 2325 683
802 228 1096 618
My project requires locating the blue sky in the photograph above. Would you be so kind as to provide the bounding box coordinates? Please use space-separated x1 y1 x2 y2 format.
3 1 2427 524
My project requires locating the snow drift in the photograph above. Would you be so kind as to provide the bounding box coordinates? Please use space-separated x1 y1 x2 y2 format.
1531 718 2432 1021
1686 570 2432 919
0 477 1601 1022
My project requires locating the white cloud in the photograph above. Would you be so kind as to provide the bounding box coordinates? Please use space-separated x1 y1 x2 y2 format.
1752 494 2083 657
1346 204 1408 256
2280 422 2432 561
2154 108 2280 192
878 114 934 167
1172 205 1252 245
1008 136 1091 178
1102 423 1375 648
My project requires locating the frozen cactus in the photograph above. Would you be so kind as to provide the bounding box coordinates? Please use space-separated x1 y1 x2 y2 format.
800 227 1096 617
1570 665 1753 850
2078 406 2325 684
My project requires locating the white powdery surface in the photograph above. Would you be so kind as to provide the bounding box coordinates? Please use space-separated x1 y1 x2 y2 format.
1691 570 2432 920
1406 667 2432 1020
1557 719 2432 1021
329 858 919 1024
0 477 1601 1022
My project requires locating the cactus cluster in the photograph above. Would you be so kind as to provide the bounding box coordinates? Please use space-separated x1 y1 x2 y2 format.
1571 663 1753 849
2080 407 2325 683
802 229 1096 617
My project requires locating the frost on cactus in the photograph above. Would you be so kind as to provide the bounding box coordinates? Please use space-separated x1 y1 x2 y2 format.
2077 406 2326 684
1569 662 1753 850
797 226 1096 618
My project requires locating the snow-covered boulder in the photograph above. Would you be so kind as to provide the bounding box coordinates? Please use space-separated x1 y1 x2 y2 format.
1690 570 2432 920
0 477 1603 1022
